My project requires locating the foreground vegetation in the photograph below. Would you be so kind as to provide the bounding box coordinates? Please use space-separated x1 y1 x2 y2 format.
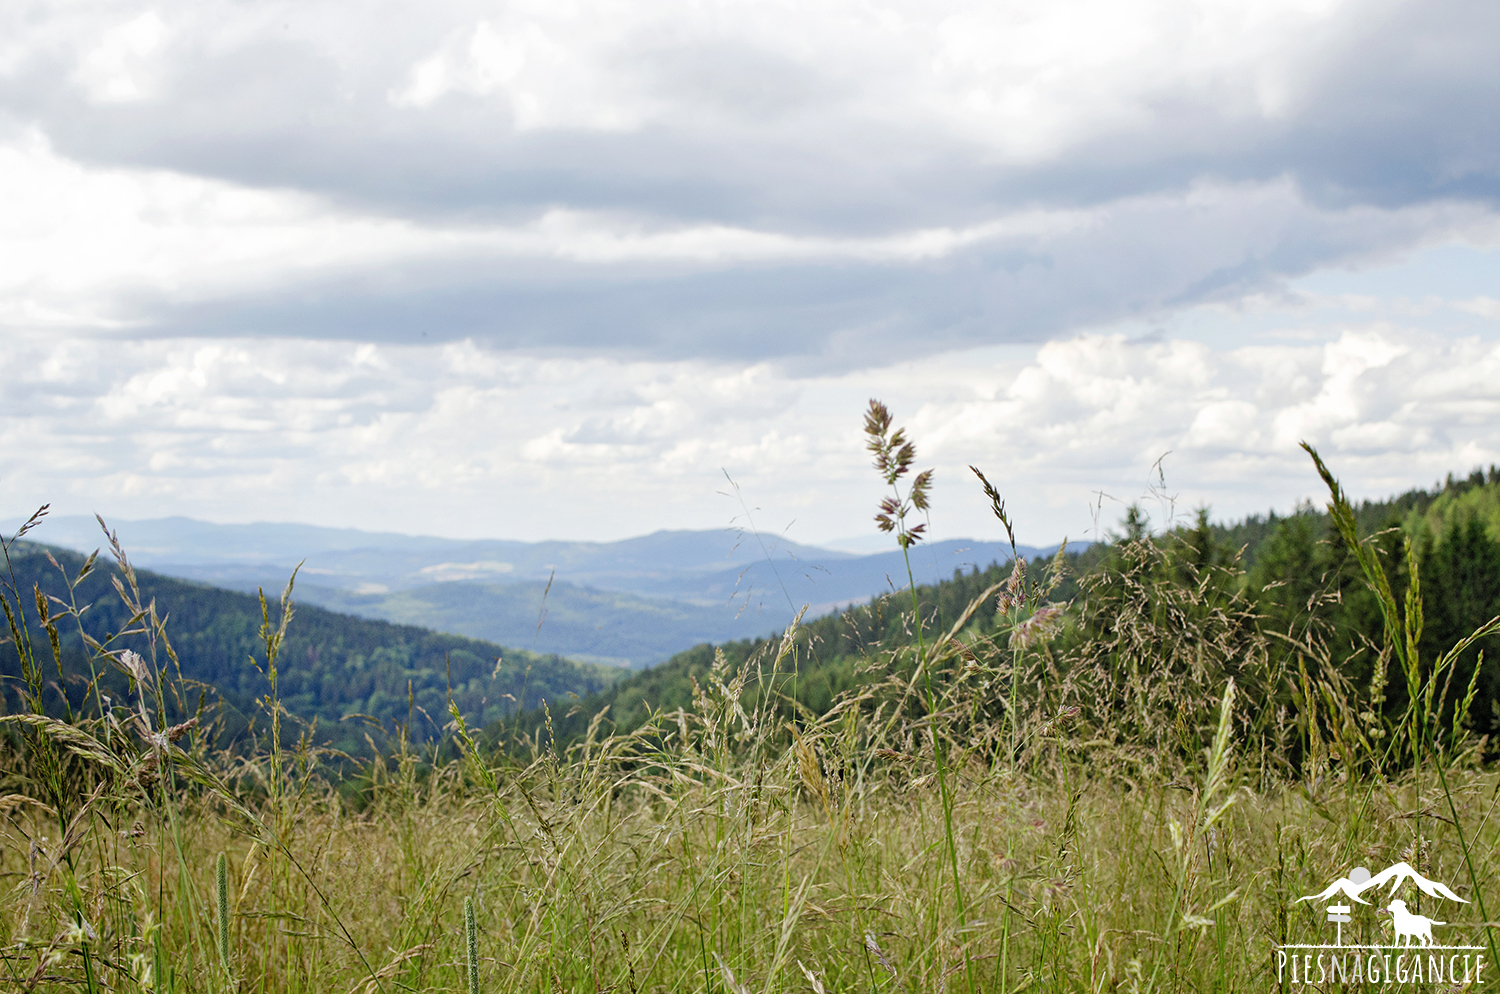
5 407 1500 993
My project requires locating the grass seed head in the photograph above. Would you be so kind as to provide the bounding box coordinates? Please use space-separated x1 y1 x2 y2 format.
464 895 480 994
216 851 231 970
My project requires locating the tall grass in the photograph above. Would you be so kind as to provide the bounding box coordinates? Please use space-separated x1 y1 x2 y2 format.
4 429 1500 993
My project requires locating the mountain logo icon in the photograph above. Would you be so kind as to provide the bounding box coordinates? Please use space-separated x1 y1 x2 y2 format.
1296 862 1470 907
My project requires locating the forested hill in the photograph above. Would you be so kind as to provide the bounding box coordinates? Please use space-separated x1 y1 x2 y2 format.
510 552 1086 748
0 540 624 755
524 464 1500 751
1236 466 1500 703
1210 465 1500 568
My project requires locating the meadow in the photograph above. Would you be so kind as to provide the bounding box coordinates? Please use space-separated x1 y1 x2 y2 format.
4 402 1500 993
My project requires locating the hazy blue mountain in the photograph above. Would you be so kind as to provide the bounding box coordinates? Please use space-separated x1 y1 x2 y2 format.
293 579 793 668
28 516 851 590
637 538 1055 613
18 515 1074 667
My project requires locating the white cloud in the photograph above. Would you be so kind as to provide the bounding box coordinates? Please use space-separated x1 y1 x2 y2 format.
910 324 1500 535
1456 296 1500 320
73 10 168 103
375 0 1359 151
6 306 1500 546
391 17 648 131
0 130 474 328
0 0 1494 364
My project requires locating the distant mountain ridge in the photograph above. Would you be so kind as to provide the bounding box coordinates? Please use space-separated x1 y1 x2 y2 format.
20 517 855 586
17 516 1071 666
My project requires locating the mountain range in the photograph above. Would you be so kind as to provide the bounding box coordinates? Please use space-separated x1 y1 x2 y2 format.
21 515 1067 667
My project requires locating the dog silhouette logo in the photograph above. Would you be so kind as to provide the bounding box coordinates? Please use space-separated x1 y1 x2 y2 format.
1384 899 1444 948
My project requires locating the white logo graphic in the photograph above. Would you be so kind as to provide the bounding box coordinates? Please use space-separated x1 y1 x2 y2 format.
1386 900 1443 948
1275 861 1486 986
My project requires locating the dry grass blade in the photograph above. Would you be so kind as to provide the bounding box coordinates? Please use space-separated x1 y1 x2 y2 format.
343 944 435 994
0 714 122 773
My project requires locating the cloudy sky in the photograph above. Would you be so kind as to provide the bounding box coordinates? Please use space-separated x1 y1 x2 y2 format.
3 0 1500 548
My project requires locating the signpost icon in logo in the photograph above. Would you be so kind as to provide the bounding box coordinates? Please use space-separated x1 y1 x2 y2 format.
1324 866 1367 947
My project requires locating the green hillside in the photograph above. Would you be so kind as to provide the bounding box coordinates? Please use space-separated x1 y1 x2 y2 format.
1402 468 1500 541
523 465 1500 752
1212 466 1500 568
506 550 1088 748
1 537 624 755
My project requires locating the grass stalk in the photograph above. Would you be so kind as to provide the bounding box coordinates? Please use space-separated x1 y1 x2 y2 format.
465 895 481 994
216 851 231 979
863 399 973 991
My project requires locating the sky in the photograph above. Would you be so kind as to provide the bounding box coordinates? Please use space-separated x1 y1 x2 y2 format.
3 0 1500 549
